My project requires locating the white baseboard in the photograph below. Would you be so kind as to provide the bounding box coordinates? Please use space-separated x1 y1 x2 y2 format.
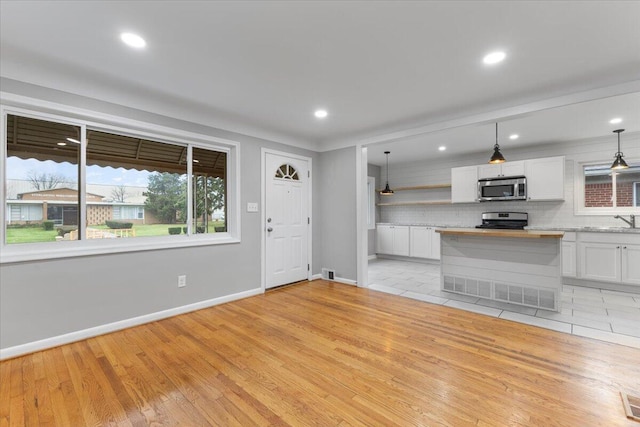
0 287 263 361
334 276 357 286
368 254 377 260
311 272 356 286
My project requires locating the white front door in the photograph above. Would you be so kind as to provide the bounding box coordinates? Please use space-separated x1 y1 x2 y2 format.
265 152 309 288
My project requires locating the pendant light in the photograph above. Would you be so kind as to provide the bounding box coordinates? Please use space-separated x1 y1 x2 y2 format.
611 129 629 170
380 151 394 195
488 122 506 164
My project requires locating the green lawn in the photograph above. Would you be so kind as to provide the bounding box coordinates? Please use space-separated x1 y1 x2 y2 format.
5 227 58 244
6 221 227 244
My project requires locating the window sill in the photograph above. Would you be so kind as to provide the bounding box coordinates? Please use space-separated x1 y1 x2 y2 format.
0 234 240 264
574 207 640 216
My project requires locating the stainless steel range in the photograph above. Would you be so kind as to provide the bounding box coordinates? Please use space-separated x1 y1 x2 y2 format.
475 212 528 230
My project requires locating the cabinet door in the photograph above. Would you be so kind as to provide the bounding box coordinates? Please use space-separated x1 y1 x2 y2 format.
393 226 410 256
578 242 621 282
477 164 502 179
431 228 441 260
501 160 525 177
451 166 478 203
410 227 431 258
376 225 394 254
621 244 640 285
525 156 565 201
562 241 577 277
477 161 524 179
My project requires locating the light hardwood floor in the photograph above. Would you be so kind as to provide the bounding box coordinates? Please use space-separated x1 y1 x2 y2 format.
2 280 639 426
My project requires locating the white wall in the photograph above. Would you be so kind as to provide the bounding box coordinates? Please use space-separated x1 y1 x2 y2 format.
367 163 381 256
0 78 324 350
378 133 640 228
318 147 357 281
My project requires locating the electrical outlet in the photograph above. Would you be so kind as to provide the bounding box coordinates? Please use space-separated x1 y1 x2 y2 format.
178 275 187 288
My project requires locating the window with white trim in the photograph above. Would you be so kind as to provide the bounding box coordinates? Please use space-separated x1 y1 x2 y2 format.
575 160 640 215
5 114 80 244
3 109 233 252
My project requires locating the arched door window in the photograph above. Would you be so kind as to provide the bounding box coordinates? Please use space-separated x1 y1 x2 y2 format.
274 164 299 180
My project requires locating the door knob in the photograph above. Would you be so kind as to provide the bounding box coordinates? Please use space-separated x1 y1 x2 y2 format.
267 227 273 232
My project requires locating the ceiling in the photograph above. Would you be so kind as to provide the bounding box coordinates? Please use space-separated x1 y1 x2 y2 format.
1 1 639 154
366 92 640 165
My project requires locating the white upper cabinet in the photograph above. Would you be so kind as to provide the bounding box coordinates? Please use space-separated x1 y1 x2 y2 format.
525 156 565 201
451 166 478 203
477 160 525 179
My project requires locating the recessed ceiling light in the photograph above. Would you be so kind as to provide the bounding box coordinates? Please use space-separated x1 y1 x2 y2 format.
609 117 622 124
483 51 506 65
314 109 328 119
120 32 146 49
438 146 446 151
509 134 519 140
66 137 81 144
57 142 67 146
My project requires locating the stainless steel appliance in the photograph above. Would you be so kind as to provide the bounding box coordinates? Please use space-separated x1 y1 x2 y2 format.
478 175 527 201
475 212 528 230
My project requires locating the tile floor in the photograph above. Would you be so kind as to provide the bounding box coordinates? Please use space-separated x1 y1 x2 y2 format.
368 258 640 349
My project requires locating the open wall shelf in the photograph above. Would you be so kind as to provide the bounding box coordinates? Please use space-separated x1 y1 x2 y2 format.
376 183 452 206
377 200 452 206
375 183 451 192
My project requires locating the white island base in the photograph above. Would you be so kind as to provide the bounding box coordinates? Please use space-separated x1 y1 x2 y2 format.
436 229 564 312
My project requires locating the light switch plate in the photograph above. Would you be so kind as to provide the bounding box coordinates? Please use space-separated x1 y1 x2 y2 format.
247 202 259 212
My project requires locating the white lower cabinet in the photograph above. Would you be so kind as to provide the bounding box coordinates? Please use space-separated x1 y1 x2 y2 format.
377 225 440 260
377 225 394 254
621 244 640 285
577 232 640 286
376 225 409 256
409 226 441 260
562 232 576 277
579 242 621 282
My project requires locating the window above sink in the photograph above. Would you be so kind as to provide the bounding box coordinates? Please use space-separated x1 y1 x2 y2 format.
575 159 640 215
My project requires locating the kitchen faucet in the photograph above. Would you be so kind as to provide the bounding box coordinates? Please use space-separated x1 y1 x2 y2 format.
614 214 636 228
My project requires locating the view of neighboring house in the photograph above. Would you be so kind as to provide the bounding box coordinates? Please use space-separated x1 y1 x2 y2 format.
5 180 154 226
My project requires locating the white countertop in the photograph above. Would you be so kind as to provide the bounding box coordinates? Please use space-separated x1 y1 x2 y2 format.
376 223 640 233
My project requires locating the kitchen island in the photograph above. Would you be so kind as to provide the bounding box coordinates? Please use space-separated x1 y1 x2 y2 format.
436 228 565 311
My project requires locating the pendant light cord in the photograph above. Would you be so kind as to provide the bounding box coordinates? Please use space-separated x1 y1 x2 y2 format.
386 153 389 183
617 131 622 154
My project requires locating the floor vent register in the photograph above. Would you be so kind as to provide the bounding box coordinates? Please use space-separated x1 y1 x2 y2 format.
621 392 640 422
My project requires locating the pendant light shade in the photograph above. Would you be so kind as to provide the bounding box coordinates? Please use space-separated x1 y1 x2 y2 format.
380 151 394 195
611 129 629 170
488 122 506 164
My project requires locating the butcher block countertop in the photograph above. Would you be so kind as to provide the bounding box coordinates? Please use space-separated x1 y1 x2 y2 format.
436 228 564 239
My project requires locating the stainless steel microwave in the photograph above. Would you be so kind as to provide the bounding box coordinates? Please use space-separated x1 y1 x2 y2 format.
478 176 527 201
